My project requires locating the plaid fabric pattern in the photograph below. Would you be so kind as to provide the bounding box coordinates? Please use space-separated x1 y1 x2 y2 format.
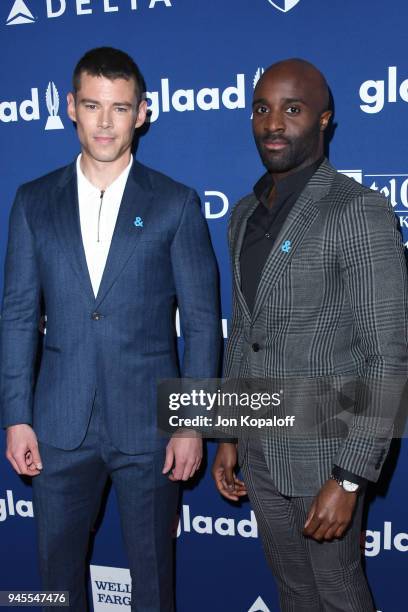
241 436 375 611
226 159 408 495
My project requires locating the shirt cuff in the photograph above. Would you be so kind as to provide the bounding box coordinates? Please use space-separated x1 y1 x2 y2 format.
332 465 368 487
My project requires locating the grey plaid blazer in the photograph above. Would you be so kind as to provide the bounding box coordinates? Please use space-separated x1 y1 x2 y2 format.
225 159 408 496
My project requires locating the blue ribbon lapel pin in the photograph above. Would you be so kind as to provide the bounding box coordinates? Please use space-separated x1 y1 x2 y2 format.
281 239 291 253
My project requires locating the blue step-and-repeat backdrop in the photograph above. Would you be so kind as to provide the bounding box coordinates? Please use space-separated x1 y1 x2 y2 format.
1 1 408 611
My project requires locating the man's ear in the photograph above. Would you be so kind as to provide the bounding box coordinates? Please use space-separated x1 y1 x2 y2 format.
135 99 148 129
320 110 332 131
67 92 76 123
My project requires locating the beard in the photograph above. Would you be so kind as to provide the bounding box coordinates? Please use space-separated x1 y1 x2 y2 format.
254 122 321 174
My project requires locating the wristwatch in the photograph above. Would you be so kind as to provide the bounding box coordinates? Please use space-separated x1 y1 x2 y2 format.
330 474 360 493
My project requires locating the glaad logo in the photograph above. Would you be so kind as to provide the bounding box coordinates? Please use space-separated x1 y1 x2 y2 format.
6 0 35 25
146 74 245 122
248 596 271 612
364 522 408 557
359 66 408 113
267 0 301 13
0 489 34 522
0 89 39 123
0 82 64 130
45 81 64 130
175 504 258 538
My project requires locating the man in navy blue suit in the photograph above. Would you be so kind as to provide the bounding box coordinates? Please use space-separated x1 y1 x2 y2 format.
0 47 220 611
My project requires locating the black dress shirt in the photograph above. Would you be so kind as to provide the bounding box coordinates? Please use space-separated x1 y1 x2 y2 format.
239 158 366 488
240 158 322 315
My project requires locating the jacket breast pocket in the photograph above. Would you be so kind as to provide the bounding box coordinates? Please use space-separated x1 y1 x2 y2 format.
136 231 169 244
290 247 325 271
44 345 61 353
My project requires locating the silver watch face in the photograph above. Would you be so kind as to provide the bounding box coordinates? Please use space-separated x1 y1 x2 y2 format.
342 479 359 492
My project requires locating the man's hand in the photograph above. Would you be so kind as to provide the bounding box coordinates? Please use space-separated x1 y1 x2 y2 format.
6 424 43 476
162 433 203 481
212 442 247 501
303 479 358 541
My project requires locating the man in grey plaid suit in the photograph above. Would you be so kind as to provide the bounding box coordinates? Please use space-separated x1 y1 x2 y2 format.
212 59 408 611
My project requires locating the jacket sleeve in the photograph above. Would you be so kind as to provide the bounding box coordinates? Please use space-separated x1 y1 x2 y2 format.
333 192 408 481
224 205 245 379
170 189 221 380
0 187 41 428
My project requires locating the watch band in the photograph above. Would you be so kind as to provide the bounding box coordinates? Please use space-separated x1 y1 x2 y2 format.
330 474 360 492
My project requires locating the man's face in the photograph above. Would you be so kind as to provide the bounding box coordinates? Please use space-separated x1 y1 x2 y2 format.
67 72 147 164
252 67 331 177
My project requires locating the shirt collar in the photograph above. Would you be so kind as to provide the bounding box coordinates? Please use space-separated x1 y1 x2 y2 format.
76 154 133 197
253 157 324 207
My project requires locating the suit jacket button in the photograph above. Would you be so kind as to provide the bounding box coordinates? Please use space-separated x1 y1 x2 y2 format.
91 312 102 321
252 343 260 352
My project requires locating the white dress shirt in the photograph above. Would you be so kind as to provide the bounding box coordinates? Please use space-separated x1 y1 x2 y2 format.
76 154 133 297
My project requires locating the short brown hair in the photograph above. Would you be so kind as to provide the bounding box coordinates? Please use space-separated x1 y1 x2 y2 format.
72 47 145 102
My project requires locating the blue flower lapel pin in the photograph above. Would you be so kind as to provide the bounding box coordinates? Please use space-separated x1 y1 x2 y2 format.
133 216 144 228
281 239 291 253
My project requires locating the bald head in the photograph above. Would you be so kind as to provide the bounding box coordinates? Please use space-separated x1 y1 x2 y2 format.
256 59 330 114
252 58 332 178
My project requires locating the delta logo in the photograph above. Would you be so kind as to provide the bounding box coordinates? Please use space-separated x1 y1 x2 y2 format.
6 0 172 25
5 0 302 25
248 597 271 612
6 0 35 24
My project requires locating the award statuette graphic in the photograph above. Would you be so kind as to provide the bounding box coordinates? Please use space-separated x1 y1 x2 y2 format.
45 82 64 130
253 67 265 90
250 67 264 119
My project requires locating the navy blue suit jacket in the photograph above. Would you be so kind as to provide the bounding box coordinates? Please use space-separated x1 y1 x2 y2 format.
0 160 221 452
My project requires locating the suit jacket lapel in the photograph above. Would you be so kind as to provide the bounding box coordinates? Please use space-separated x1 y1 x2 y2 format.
51 163 95 304
251 159 337 322
94 160 153 308
231 196 259 322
